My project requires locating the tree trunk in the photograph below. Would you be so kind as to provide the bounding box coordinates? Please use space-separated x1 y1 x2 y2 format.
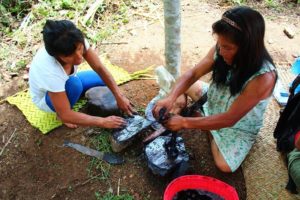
163 0 181 79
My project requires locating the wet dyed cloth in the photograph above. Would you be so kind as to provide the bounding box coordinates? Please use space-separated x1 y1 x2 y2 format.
202 61 275 171
288 149 300 189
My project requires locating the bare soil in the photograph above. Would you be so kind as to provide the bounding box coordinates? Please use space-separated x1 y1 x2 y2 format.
1 1 300 200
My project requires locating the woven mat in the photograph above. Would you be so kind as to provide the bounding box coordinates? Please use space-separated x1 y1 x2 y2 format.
242 65 300 200
6 56 153 134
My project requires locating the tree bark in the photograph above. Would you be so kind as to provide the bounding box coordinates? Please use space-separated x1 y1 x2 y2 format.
163 0 181 79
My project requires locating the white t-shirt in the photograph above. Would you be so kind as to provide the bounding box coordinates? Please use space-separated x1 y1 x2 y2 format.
29 40 90 112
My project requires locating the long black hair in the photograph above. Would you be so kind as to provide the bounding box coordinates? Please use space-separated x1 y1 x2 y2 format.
212 6 275 96
42 20 84 57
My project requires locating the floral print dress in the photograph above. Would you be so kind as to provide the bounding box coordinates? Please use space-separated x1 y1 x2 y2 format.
202 61 275 172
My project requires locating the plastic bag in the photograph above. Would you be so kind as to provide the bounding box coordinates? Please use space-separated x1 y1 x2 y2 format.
145 66 175 130
145 132 189 176
112 115 152 143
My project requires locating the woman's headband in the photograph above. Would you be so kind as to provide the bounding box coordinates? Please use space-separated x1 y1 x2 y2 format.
222 16 242 31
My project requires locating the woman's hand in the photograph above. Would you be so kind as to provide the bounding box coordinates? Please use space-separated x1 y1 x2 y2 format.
116 95 135 116
162 115 185 131
101 116 126 129
152 96 175 119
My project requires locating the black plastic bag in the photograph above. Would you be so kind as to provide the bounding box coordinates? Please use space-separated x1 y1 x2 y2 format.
144 132 189 176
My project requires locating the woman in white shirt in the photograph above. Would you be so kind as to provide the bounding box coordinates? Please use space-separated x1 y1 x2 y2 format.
29 20 134 129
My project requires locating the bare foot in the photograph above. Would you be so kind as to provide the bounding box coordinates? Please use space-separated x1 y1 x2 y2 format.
56 115 78 129
63 122 78 129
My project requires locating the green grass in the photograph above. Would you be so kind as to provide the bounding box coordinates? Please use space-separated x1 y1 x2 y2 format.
136 106 146 115
95 192 134 200
86 128 112 180
232 0 246 5
86 129 135 198
90 128 112 152
86 1 131 43
87 157 110 180
0 0 133 74
264 0 279 8
0 0 34 19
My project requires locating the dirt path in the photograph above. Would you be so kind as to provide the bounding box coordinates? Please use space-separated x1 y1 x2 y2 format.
1 1 300 200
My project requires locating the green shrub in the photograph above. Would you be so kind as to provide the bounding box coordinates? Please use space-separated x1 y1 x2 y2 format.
1 0 34 18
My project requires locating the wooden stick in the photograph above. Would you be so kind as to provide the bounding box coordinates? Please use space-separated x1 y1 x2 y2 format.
100 42 128 45
83 0 104 25
0 128 17 157
132 12 157 20
117 178 120 196
19 12 32 30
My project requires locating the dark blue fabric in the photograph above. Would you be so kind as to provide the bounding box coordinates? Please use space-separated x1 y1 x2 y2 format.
45 70 105 112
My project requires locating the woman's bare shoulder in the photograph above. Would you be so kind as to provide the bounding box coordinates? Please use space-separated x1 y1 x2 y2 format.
245 71 277 99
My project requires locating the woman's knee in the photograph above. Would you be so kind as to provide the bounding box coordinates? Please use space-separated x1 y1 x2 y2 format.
170 94 187 114
186 81 203 101
76 70 105 92
210 139 233 173
186 80 209 102
214 159 232 173
65 76 83 106
66 76 83 91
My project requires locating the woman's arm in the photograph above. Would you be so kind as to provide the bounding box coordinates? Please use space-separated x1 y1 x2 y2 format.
168 46 215 101
165 71 277 131
48 91 125 128
83 48 134 115
153 46 215 117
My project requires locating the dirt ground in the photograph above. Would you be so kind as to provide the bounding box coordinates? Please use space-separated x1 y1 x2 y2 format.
1 1 300 200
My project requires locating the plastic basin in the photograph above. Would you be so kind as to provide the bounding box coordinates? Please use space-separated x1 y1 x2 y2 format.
164 175 239 200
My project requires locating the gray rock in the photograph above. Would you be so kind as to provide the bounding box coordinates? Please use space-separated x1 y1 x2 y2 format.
292 52 300 58
284 27 295 39
85 86 121 117
110 135 132 153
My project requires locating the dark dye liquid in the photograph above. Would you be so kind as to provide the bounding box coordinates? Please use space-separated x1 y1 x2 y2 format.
172 189 224 200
